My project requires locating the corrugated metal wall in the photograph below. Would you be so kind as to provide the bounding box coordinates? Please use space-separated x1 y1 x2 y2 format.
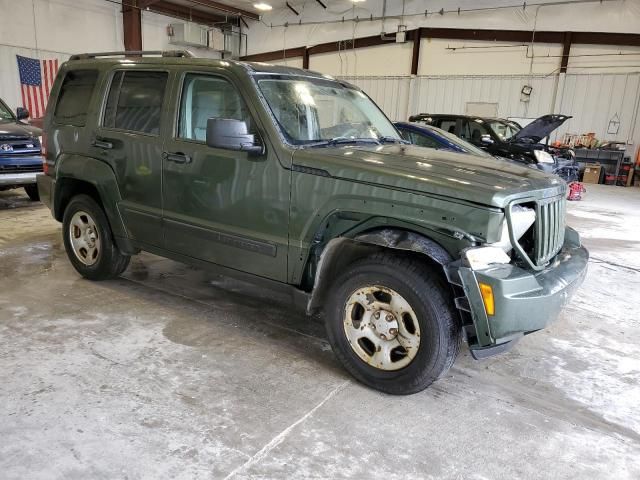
340 72 640 147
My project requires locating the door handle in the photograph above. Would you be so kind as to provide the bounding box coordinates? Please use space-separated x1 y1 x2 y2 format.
91 138 113 150
163 152 192 164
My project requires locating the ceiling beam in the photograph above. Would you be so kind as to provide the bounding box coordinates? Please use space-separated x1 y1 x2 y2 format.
184 0 259 21
145 0 229 25
138 0 161 8
140 0 259 21
243 46 307 63
241 28 640 67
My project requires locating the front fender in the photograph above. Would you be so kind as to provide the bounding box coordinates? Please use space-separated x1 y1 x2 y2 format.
306 228 456 314
353 228 453 265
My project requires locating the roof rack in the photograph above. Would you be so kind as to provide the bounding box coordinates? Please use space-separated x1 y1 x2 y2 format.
69 50 194 61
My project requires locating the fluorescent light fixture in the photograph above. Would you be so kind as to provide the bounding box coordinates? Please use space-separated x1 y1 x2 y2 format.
253 2 272 11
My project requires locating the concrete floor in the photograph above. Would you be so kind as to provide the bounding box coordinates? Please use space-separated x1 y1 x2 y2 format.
1 185 639 480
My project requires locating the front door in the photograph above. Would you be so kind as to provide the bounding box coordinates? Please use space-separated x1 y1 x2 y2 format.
91 68 171 248
161 71 289 282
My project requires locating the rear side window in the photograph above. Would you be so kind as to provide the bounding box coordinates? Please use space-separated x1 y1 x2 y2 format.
411 131 441 148
103 70 168 135
437 119 457 135
54 69 99 126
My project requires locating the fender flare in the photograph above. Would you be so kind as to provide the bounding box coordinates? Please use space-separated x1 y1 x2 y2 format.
54 154 134 253
306 227 453 314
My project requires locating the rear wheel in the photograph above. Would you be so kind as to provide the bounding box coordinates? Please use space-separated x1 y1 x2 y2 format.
24 184 40 201
62 194 130 280
325 253 460 395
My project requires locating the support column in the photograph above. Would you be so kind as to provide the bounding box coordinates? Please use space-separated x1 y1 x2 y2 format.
410 28 422 76
303 48 310 70
123 1 142 51
560 31 572 74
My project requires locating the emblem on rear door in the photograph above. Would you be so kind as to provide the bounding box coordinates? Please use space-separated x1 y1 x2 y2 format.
0 144 13 152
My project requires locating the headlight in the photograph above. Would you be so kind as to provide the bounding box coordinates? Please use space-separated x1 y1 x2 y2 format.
37 135 43 146
534 150 554 164
464 246 511 270
491 205 536 252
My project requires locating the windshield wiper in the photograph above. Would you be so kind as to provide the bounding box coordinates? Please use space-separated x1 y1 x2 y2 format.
378 136 410 144
306 137 381 148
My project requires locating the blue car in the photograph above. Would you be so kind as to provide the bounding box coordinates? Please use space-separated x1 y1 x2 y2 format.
0 98 42 201
394 121 490 157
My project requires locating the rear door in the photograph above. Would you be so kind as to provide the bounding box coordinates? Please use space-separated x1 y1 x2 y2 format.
91 68 172 248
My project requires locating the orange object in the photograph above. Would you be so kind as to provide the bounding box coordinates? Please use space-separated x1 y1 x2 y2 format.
478 283 495 316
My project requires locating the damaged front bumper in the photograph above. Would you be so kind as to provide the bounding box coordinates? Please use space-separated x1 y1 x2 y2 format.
446 227 588 359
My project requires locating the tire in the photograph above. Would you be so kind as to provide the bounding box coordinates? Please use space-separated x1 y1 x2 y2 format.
24 184 40 201
62 194 130 280
325 252 460 395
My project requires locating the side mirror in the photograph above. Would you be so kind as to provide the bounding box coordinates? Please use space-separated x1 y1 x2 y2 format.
206 118 263 155
480 134 494 145
16 107 29 120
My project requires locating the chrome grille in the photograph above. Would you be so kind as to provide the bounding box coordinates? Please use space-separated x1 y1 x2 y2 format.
534 196 566 266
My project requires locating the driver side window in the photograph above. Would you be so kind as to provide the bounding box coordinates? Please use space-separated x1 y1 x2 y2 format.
178 74 252 142
462 119 489 144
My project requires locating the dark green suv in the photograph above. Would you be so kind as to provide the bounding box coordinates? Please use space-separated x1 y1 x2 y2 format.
37 51 588 394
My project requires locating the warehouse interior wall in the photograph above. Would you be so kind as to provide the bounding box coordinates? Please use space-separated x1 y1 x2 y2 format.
246 0 640 156
0 0 215 111
246 0 640 56
1 0 639 157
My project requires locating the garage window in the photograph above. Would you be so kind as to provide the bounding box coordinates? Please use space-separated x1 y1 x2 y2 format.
103 70 168 135
53 69 99 126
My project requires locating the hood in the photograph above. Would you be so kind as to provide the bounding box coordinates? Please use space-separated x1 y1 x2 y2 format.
511 114 571 143
0 118 42 139
292 144 565 208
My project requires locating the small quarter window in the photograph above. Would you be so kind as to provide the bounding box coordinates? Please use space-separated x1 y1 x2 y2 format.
54 69 99 126
103 70 168 135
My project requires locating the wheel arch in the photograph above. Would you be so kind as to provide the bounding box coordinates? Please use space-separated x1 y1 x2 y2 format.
54 154 136 254
307 227 454 314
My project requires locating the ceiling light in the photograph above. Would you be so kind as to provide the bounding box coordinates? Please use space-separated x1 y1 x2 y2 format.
351 0 366 3
254 2 272 10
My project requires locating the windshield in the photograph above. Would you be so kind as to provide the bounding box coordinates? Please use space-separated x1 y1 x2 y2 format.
487 120 520 141
429 125 491 157
257 76 401 146
0 100 14 121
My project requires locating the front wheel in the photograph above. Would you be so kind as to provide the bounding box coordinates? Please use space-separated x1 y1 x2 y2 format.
62 194 130 280
325 253 460 395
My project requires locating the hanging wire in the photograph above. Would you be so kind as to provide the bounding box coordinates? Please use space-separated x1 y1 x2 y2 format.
259 0 619 29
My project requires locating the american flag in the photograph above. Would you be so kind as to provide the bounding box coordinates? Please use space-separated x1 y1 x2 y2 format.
16 55 59 119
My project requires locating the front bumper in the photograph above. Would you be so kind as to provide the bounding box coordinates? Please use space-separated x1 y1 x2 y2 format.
448 227 588 359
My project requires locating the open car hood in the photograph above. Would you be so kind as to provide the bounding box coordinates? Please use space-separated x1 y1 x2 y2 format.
511 114 571 143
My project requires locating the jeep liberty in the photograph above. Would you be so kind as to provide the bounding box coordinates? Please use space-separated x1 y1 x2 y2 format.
37 51 588 394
